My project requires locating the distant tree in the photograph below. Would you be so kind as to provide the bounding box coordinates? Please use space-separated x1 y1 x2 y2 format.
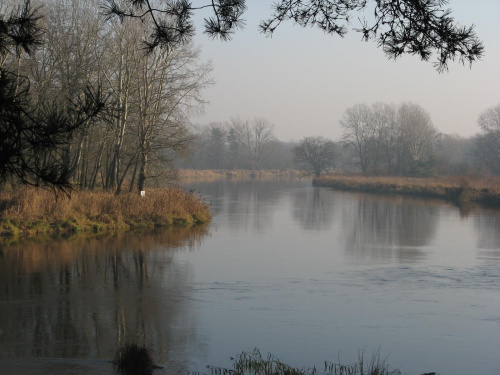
235 117 275 171
475 104 500 174
435 133 476 175
372 103 397 174
397 102 437 176
206 123 227 169
340 103 372 174
262 140 293 170
341 102 437 176
293 136 337 177
226 125 241 170
104 0 483 72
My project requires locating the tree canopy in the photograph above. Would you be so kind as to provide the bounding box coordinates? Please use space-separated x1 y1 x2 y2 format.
105 0 484 72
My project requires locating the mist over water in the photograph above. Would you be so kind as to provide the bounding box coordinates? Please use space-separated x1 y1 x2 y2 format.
1 179 499 374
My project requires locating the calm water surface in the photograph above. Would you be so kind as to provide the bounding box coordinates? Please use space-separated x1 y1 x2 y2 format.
1 179 499 374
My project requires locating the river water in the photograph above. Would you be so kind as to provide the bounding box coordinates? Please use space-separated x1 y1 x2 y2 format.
0 179 499 374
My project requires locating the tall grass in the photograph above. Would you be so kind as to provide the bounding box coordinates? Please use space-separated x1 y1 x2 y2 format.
192 349 400 375
314 174 500 207
0 187 211 238
179 169 305 181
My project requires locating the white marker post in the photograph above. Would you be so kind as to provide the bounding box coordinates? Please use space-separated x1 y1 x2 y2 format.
140 190 146 197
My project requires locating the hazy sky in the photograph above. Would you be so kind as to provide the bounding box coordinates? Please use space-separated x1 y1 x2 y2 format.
191 1 500 142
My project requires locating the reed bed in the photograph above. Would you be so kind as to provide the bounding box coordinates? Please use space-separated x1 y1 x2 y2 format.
191 348 401 375
314 174 500 207
179 169 305 181
0 187 211 238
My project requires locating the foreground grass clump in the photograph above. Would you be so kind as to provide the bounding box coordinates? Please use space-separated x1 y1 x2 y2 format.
113 343 160 375
193 349 400 375
314 174 500 207
0 187 210 238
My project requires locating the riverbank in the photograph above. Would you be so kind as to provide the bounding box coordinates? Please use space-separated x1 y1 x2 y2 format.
0 187 211 239
178 169 307 181
314 174 500 207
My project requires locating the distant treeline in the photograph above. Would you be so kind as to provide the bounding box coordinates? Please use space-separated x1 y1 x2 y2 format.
178 118 294 171
179 102 500 178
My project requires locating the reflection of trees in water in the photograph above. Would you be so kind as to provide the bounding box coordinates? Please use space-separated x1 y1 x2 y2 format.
341 194 439 262
292 187 335 230
0 226 209 370
475 211 500 260
188 179 307 233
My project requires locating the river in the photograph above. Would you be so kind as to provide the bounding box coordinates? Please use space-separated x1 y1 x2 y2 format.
0 179 499 374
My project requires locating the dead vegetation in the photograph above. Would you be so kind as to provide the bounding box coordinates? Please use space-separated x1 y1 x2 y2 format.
0 187 211 238
314 174 500 207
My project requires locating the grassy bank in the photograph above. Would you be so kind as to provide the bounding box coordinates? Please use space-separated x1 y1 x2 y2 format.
314 174 500 207
0 187 211 239
179 169 306 181
195 349 401 375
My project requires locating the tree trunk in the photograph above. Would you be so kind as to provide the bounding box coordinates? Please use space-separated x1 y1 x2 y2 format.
137 151 147 193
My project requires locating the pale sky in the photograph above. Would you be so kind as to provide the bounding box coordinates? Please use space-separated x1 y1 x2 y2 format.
191 1 500 142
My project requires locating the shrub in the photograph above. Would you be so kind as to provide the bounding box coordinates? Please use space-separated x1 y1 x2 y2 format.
113 343 156 375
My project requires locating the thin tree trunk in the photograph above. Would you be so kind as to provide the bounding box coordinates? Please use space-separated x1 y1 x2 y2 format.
137 151 147 193
129 158 139 193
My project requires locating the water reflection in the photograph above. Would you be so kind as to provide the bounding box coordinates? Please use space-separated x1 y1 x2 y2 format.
3 180 500 375
339 193 439 262
292 187 335 230
187 179 309 233
0 226 209 371
475 211 500 260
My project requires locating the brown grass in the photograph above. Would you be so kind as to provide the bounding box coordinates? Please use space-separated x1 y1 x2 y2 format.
0 187 211 238
314 174 500 207
178 169 306 181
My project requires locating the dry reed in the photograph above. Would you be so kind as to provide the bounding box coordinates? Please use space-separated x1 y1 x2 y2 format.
0 187 211 238
178 169 304 181
193 348 401 375
314 174 500 207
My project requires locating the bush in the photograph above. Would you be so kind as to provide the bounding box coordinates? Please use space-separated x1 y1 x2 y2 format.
113 343 156 375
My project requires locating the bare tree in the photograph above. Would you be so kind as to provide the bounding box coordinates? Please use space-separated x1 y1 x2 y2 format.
371 102 397 174
131 39 212 192
435 133 475 175
397 102 437 176
340 104 373 174
30 0 109 189
293 136 337 177
478 104 500 135
0 0 105 191
341 102 437 176
226 123 241 170
206 123 227 169
475 104 500 174
236 118 275 171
